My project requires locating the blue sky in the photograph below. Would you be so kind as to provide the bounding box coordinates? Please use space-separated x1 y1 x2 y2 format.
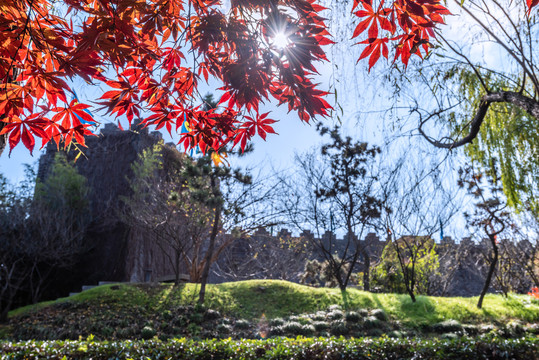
1 1 499 240
0 0 400 183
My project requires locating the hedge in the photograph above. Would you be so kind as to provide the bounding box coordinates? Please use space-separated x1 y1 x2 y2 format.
1 336 537 360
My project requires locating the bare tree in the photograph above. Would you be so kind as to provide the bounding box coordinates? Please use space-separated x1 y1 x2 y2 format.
487 211 539 294
432 240 474 296
281 126 382 291
124 143 218 286
0 248 28 323
379 154 458 302
123 142 279 304
459 164 512 308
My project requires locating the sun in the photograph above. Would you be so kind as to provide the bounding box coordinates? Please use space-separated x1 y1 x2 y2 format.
271 31 291 49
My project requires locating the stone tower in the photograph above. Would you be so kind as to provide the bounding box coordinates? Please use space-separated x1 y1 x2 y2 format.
37 122 181 292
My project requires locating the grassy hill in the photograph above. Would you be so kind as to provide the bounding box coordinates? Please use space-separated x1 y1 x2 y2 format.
2 280 538 341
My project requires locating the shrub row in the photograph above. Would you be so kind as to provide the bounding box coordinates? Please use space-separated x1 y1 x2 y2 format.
1 336 537 360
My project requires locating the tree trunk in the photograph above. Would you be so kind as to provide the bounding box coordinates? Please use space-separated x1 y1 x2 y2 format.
406 287 416 302
174 252 180 285
336 260 346 291
198 179 221 305
362 249 370 292
0 258 26 324
477 235 498 309
0 285 14 324
393 240 416 302
403 264 417 303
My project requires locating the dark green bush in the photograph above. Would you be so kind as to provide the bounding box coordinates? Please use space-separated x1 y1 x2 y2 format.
162 310 173 321
269 318 285 327
432 320 463 333
366 328 384 337
479 324 496 334
363 316 381 329
140 326 156 339
220 318 232 325
288 315 312 325
189 313 204 324
216 323 232 335
235 319 250 330
388 330 404 338
281 321 303 334
525 323 539 334
269 326 284 336
505 321 525 337
100 326 114 338
310 311 326 321
441 333 459 340
204 309 221 321
193 304 206 314
300 324 315 336
313 321 329 332
345 311 362 323
330 320 349 336
463 325 479 336
116 327 135 339
186 323 201 337
327 310 344 320
370 309 388 321
173 316 187 327
357 309 369 317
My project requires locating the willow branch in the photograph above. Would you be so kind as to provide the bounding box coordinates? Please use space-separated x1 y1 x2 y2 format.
420 91 539 149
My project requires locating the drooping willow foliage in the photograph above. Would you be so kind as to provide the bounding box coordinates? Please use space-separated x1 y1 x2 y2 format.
446 67 539 215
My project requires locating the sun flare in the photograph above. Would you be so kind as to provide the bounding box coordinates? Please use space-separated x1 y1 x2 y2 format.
271 31 291 49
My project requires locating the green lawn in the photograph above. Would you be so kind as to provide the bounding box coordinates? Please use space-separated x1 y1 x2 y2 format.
8 280 539 329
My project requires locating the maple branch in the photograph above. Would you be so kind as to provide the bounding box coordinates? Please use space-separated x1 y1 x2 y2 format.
420 91 539 149
2 0 33 86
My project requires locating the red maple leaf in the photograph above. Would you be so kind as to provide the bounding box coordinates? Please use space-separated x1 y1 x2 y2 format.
352 1 394 40
51 99 95 130
358 37 390 70
242 112 278 141
352 0 450 68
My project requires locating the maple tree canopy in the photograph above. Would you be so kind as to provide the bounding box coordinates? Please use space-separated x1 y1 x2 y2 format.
1 0 537 156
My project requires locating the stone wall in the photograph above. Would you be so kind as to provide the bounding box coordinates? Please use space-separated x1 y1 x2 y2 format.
212 229 535 297
37 126 535 297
